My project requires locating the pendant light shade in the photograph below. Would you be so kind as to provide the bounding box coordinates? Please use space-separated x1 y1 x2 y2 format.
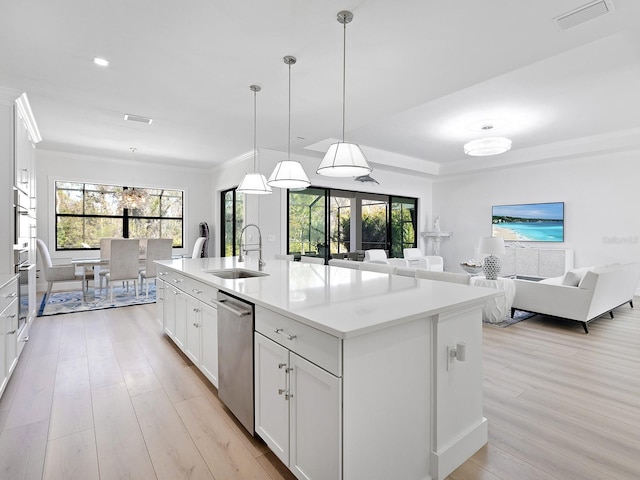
316 142 371 177
464 137 512 156
317 10 372 178
268 55 310 190
238 85 272 195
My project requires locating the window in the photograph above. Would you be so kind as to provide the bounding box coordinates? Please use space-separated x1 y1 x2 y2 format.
221 187 245 256
288 187 417 260
55 181 183 250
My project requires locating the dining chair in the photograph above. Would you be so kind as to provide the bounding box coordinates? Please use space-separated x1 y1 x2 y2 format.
191 236 207 258
139 238 173 296
105 239 140 301
274 254 294 261
300 256 325 265
425 256 444 272
98 237 120 295
36 239 91 303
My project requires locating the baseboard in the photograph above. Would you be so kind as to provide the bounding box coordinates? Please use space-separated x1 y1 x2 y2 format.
430 417 488 480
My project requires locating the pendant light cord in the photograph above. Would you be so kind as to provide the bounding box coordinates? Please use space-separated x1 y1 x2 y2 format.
253 88 257 172
288 60 292 160
342 17 347 142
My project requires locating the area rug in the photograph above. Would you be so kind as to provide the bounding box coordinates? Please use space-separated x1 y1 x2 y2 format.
483 310 535 328
38 284 156 317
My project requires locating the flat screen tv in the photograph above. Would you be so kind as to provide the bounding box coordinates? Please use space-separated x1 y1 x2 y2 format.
492 202 564 242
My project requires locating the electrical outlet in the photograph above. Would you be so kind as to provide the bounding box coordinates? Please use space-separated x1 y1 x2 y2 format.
447 345 456 370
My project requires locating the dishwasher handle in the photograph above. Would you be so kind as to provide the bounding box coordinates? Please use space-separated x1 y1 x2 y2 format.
213 298 252 317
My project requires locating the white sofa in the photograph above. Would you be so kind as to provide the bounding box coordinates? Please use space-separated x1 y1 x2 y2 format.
511 262 640 333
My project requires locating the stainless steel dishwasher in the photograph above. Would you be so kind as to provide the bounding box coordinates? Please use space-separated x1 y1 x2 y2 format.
214 291 255 434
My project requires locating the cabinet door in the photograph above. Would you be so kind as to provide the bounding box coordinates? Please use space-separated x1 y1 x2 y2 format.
200 303 218 387
0 307 8 395
255 333 290 466
173 289 187 349
184 294 201 364
290 352 342 480
163 285 178 337
156 279 165 325
5 300 18 378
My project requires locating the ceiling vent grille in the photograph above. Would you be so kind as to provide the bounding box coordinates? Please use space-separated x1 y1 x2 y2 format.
124 113 153 124
555 0 612 30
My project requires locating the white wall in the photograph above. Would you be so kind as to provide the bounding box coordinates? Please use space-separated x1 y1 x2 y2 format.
433 150 640 272
36 149 215 288
211 149 435 261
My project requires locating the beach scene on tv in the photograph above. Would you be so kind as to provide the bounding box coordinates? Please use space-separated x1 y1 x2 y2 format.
492 202 564 242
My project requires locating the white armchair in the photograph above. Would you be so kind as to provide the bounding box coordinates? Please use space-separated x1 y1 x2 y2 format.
363 249 408 267
403 248 444 271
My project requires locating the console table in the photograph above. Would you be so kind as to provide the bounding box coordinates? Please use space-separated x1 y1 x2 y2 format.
421 231 452 255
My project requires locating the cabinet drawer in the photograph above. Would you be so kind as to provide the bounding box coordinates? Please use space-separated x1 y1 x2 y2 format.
0 278 18 313
158 269 185 288
180 276 218 308
256 306 341 376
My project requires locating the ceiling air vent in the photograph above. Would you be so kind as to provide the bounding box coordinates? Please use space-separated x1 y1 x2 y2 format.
124 113 153 124
554 0 612 30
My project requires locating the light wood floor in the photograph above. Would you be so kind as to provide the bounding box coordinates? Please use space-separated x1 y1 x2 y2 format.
1 299 639 479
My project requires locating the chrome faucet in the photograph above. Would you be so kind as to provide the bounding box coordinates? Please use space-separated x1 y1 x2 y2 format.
238 223 266 270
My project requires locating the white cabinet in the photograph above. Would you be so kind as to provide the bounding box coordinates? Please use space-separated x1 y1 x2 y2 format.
1 276 19 398
255 326 342 480
199 303 218 387
158 271 218 388
500 248 573 278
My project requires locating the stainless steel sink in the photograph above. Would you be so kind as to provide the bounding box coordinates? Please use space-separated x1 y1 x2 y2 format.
207 268 269 279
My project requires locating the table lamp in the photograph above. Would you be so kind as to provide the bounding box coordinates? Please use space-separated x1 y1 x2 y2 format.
478 236 505 280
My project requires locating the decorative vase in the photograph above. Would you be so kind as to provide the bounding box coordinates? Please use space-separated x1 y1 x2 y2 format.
483 254 501 280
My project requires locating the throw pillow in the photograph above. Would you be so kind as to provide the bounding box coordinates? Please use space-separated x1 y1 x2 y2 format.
562 270 582 287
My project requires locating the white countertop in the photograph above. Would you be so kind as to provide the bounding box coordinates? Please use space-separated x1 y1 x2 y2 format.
157 257 499 338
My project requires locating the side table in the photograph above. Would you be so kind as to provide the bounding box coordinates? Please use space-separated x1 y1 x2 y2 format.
470 276 516 323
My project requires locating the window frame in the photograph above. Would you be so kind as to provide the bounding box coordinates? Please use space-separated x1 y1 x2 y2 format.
54 181 184 251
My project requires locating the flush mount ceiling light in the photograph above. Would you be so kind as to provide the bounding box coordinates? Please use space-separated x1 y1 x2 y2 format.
124 114 153 124
237 85 272 195
316 10 372 178
267 55 310 190
464 124 512 156
93 56 109 67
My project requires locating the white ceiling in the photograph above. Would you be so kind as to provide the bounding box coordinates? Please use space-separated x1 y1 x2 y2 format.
2 0 640 176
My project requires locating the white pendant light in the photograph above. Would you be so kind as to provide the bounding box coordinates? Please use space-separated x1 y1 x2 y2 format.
316 11 372 178
238 85 272 195
268 55 310 190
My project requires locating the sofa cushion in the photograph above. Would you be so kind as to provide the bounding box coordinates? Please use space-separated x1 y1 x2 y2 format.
578 270 598 290
562 267 591 287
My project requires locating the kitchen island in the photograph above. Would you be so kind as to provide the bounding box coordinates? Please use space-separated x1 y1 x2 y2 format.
156 257 498 480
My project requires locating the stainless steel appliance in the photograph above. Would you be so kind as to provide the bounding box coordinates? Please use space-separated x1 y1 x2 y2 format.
214 291 255 434
13 187 30 250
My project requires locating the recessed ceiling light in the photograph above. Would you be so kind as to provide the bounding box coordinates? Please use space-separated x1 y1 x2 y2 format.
124 114 153 124
93 57 109 67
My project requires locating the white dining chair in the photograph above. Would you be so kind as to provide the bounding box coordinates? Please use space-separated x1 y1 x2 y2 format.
139 238 173 296
98 237 120 295
300 256 325 265
191 236 207 258
275 254 294 261
105 239 140 300
36 239 90 303
359 262 397 274
415 269 470 285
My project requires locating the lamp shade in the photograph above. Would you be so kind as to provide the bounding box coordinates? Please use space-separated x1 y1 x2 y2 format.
268 160 310 189
237 173 272 195
478 236 506 255
316 142 372 177
464 137 512 156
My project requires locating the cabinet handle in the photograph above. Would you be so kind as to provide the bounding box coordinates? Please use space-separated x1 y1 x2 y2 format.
172 278 184 283
278 388 286 395
278 362 287 369
274 328 296 341
7 330 16 335
286 367 293 373
173 290 180 295
192 288 203 294
158 272 168 276
285 393 293 400
4 293 17 298
2 314 17 319
193 308 200 313
193 322 200 328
